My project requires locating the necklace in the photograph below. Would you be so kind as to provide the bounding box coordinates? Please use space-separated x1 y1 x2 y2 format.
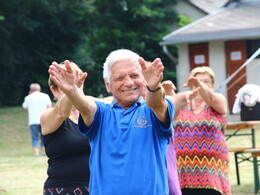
191 100 206 114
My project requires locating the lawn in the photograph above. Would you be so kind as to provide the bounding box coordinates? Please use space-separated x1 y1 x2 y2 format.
0 107 47 195
0 106 259 194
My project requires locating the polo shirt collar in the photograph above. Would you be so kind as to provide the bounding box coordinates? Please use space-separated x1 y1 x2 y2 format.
110 97 144 109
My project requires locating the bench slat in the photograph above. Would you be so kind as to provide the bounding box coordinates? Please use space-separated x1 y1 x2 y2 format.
229 147 260 153
244 148 260 157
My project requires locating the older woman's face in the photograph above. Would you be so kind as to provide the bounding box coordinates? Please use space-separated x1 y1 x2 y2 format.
195 73 214 89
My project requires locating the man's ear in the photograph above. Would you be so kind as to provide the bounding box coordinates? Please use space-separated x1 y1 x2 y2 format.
104 79 111 93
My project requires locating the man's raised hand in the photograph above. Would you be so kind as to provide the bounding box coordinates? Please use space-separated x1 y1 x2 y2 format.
139 57 164 89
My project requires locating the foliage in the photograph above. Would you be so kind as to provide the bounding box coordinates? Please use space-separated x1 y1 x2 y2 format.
0 0 95 105
0 0 178 105
177 14 193 27
85 0 178 97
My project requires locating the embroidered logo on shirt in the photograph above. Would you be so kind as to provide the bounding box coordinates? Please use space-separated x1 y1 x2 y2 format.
135 116 152 128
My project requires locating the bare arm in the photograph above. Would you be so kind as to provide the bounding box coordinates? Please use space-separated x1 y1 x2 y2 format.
48 60 97 127
162 80 176 96
162 80 199 119
41 94 73 135
139 58 168 123
184 77 227 115
162 80 182 119
22 99 28 110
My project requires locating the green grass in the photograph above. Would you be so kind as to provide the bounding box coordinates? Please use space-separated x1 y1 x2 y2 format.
0 107 47 195
0 107 259 194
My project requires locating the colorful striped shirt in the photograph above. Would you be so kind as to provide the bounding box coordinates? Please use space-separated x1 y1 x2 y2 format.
173 105 231 195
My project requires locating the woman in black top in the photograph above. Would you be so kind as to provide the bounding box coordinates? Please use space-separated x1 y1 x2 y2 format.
41 61 90 195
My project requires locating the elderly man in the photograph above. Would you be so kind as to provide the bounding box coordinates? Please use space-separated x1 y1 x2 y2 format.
49 49 174 195
22 83 52 156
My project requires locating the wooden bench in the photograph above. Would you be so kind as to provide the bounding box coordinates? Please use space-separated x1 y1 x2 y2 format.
244 148 260 157
226 121 260 193
228 147 260 185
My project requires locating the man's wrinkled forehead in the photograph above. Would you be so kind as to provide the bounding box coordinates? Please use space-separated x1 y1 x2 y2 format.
111 58 141 70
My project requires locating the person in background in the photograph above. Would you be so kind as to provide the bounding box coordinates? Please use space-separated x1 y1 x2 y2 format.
48 49 174 195
166 135 182 195
40 61 91 195
161 80 182 195
167 66 231 195
22 83 52 156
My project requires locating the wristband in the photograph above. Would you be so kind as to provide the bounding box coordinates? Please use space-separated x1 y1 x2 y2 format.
146 85 161 92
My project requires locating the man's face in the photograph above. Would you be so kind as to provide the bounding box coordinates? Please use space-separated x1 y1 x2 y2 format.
105 58 145 109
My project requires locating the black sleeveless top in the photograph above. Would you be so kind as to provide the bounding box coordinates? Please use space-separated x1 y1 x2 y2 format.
43 119 90 188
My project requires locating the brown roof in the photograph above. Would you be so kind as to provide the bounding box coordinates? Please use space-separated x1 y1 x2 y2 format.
160 2 260 45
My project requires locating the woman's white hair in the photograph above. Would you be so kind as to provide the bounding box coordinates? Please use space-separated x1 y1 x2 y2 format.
103 49 140 83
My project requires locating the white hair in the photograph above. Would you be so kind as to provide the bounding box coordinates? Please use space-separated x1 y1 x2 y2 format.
103 49 140 83
30 83 41 91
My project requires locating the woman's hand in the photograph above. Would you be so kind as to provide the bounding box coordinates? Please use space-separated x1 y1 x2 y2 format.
183 76 201 89
162 80 177 96
49 60 88 94
185 87 200 105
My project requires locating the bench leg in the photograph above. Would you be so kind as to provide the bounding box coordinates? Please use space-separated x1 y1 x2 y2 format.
253 157 260 194
234 152 241 185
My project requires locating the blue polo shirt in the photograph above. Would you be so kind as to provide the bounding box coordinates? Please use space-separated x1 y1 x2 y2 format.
78 98 174 195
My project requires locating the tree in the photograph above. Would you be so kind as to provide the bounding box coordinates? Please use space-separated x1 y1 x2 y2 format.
178 14 193 27
0 0 95 106
0 0 179 105
84 0 178 97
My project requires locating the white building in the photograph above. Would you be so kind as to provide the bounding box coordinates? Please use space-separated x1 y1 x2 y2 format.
160 0 260 121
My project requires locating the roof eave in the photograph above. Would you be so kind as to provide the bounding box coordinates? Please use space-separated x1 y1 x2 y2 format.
160 30 260 46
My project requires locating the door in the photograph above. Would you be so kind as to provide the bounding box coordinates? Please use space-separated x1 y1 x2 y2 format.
225 40 247 113
189 43 209 70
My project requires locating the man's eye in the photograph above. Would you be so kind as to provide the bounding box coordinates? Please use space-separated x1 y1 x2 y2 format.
114 77 123 81
131 74 139 78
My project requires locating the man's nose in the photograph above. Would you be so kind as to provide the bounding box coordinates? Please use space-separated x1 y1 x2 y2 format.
124 76 134 86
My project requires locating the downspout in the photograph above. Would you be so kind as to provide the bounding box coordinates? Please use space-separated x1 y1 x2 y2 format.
162 45 179 89
162 45 178 64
